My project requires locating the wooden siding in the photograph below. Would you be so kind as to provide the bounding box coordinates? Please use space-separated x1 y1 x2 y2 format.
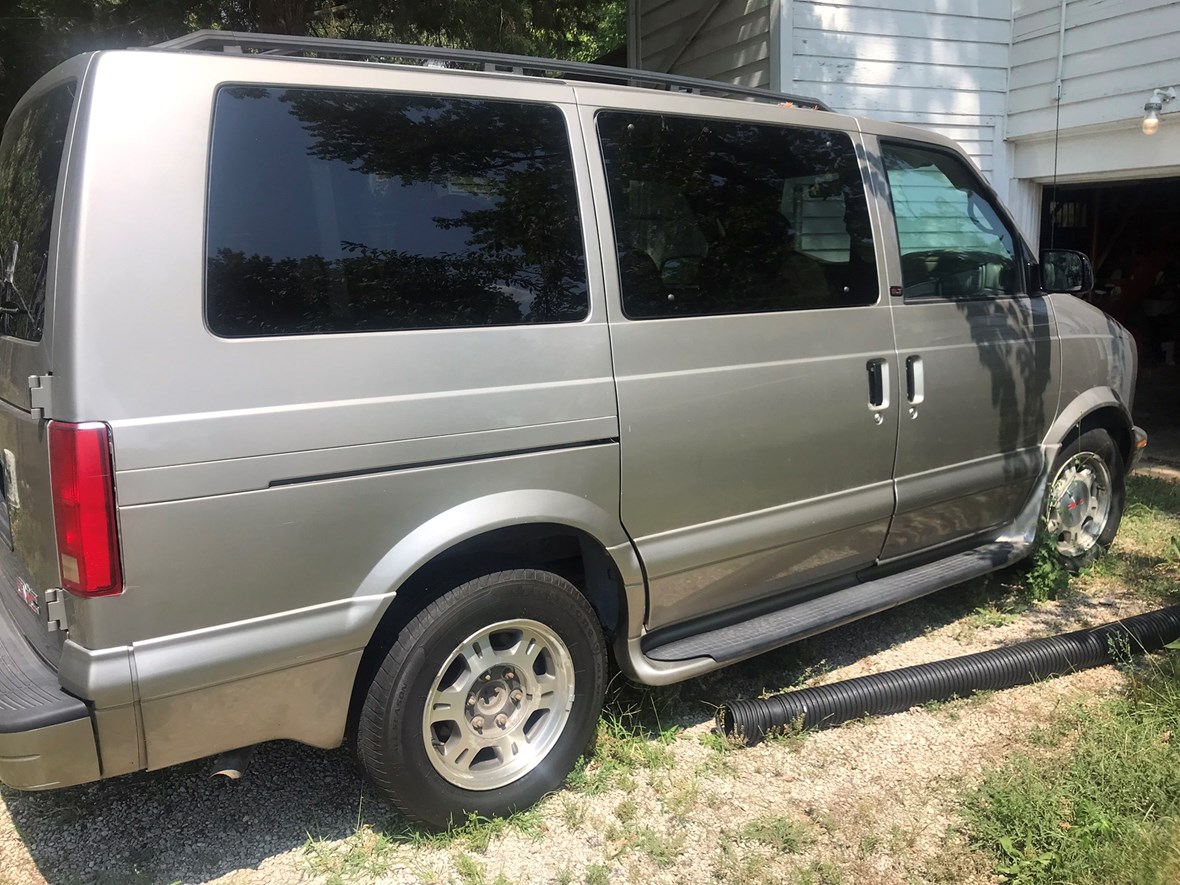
637 0 774 87
1008 0 1180 139
791 0 1013 177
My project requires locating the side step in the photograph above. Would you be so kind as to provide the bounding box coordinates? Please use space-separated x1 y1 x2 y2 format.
645 540 1026 664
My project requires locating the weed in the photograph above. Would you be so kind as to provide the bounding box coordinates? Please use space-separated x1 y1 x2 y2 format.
454 853 486 885
560 796 586 830
661 777 701 820
302 825 399 883
966 603 1019 629
793 860 846 885
626 827 684 867
887 822 919 854
738 815 813 853
699 728 746 753
858 833 881 858
614 798 637 824
442 809 544 853
711 841 775 884
568 703 678 794
1022 523 1072 601
584 864 610 885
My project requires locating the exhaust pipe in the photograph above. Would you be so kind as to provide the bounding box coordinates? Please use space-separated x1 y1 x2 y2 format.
717 605 1180 746
211 745 257 780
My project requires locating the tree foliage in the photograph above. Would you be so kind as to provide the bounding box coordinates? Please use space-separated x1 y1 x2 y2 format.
0 0 627 124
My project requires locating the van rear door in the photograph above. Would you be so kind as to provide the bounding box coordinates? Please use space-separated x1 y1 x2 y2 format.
0 80 78 667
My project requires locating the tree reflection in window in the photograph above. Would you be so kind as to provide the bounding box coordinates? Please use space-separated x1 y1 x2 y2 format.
206 88 588 336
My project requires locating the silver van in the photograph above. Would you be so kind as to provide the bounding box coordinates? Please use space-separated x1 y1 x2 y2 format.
0 31 1143 829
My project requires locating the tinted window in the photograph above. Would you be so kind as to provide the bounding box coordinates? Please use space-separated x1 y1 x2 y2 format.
206 88 588 337
597 112 877 319
0 83 74 341
882 142 1021 300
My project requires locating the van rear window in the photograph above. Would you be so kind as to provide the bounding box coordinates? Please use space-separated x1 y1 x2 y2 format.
0 83 74 342
205 87 589 337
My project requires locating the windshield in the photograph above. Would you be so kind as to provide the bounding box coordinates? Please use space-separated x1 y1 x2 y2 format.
0 82 74 342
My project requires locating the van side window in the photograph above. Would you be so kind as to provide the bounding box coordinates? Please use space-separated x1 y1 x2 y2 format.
0 83 74 342
205 88 588 337
596 112 877 319
882 142 1021 300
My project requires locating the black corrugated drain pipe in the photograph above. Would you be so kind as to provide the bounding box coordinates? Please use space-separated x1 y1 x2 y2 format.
718 605 1180 746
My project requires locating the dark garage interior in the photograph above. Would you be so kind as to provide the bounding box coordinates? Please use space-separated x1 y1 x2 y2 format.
1042 177 1180 461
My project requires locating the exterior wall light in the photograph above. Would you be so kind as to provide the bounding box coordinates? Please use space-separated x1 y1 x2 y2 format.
1142 87 1177 135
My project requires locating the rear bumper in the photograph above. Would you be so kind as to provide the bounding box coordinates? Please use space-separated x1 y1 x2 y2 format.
0 593 100 790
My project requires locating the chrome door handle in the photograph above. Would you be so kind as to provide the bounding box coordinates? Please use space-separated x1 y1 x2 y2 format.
867 359 890 417
905 355 925 404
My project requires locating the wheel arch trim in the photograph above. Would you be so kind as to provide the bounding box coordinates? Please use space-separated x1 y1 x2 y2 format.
1044 388 1133 463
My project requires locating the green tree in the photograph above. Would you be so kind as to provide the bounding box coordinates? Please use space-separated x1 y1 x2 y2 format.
0 0 627 125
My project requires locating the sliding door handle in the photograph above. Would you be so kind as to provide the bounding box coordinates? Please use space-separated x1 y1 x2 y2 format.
905 355 925 404
867 359 890 423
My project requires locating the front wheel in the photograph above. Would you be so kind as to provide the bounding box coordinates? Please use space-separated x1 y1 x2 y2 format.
1043 428 1126 572
356 569 607 830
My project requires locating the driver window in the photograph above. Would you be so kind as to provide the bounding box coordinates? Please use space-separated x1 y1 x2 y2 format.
882 142 1021 300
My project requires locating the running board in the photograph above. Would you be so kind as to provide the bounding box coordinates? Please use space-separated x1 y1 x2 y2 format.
645 539 1027 663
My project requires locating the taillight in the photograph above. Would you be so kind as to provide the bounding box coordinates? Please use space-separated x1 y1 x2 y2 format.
48 421 122 597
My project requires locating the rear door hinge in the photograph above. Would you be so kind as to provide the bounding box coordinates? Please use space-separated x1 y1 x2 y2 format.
28 374 53 420
44 587 69 632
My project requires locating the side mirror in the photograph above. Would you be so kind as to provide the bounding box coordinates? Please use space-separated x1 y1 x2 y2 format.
1039 249 1094 294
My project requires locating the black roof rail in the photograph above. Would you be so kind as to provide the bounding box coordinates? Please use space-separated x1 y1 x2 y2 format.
151 30 832 112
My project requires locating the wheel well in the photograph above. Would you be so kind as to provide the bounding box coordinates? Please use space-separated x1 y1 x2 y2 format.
345 524 627 744
1072 407 1132 468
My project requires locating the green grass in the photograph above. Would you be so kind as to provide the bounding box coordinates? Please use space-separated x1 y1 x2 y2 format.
565 693 680 794
1080 474 1180 603
961 471 1180 884
301 804 545 883
961 653 1180 884
303 825 401 884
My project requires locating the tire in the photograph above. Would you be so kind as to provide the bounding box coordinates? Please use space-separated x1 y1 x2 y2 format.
356 569 607 831
1043 428 1126 572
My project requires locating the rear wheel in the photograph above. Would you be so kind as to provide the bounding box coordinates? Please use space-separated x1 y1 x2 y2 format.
356 569 606 830
1043 428 1125 572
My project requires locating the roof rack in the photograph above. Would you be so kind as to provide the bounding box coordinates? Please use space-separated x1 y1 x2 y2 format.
152 30 832 112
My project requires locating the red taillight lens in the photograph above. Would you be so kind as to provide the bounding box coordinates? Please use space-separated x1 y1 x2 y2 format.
48 421 122 597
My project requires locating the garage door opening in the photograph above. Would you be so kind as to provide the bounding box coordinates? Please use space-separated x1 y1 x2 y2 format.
1040 177 1180 460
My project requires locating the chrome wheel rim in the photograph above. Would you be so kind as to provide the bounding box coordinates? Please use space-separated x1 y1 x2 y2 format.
422 619 575 791
1045 452 1112 558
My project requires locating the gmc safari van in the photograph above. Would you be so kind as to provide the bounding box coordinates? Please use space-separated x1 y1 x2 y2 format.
0 31 1143 829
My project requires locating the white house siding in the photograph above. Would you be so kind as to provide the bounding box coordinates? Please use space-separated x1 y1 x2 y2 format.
635 0 1014 182
1006 0 1180 240
1008 0 1180 137
635 0 774 87
789 0 1013 181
